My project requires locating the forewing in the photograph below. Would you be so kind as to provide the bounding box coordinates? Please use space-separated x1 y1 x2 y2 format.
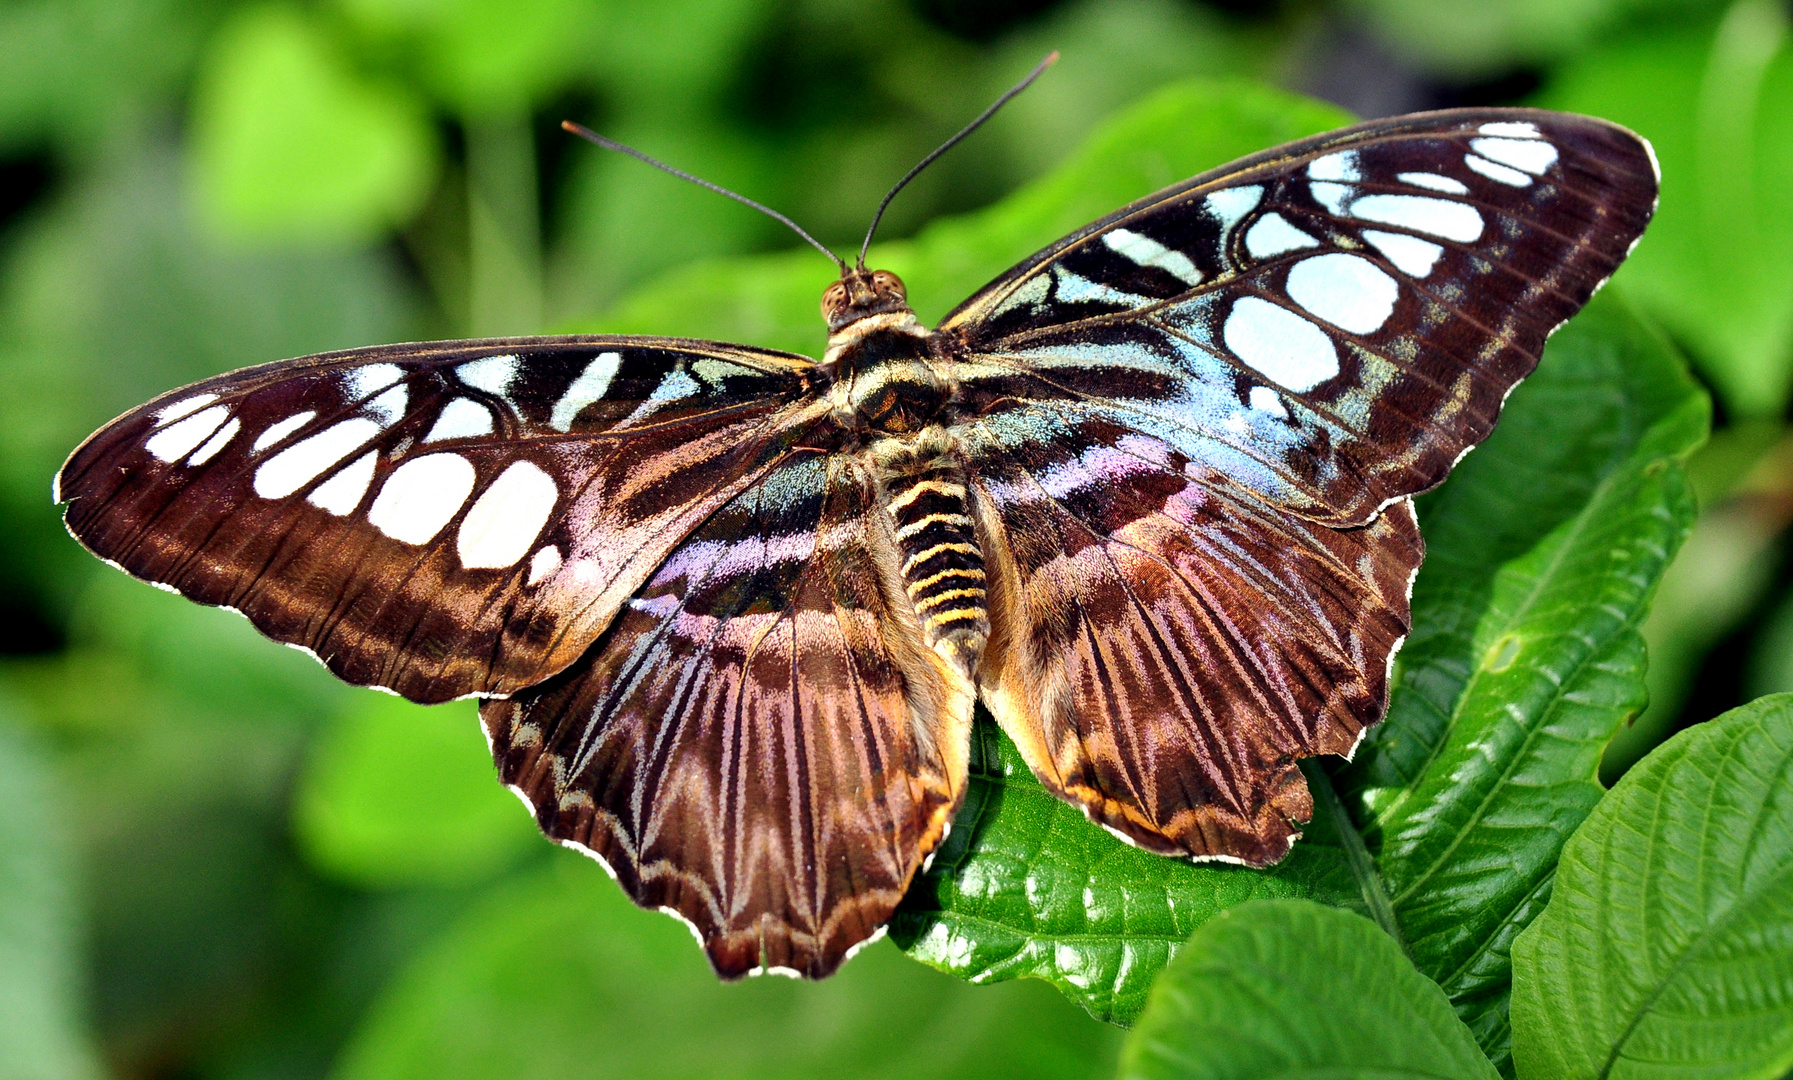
959 404 1422 863
482 452 974 978
942 108 1657 525
57 336 827 702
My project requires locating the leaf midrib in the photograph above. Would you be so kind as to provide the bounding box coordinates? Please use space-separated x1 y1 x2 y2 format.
1371 482 1600 836
1386 471 1626 905
1595 729 1793 1079
925 906 1194 946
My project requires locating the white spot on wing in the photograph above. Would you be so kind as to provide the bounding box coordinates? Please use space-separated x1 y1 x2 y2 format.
1350 194 1483 242
145 406 230 462
366 453 476 544
1203 185 1264 234
185 417 240 465
366 383 408 426
1053 269 1151 307
456 355 520 396
1465 153 1532 187
1244 212 1320 259
1307 152 1359 182
424 398 494 443
750 965 804 980
649 369 699 401
1398 171 1468 194
153 394 219 427
306 450 377 515
457 460 558 569
254 418 381 498
1469 137 1557 175
1479 120 1541 139
346 363 404 401
840 925 888 966
1102 228 1202 285
1248 385 1287 418
551 352 621 432
1309 181 1352 215
527 545 561 585
1363 230 1444 278
254 411 316 452
1286 252 1399 334
1222 298 1339 392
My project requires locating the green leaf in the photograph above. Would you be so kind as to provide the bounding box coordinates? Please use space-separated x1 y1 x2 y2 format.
1120 900 1499 1080
190 5 438 246
0 705 104 1080
1509 695 1793 1080
294 694 541 888
889 720 1358 1027
1343 293 1707 1066
331 852 1122 1080
1535 8 1793 417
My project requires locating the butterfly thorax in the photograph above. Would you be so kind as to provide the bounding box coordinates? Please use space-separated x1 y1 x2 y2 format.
822 269 955 435
821 268 986 671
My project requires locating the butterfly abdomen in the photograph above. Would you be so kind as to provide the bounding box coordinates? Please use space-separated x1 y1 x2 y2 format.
882 462 987 667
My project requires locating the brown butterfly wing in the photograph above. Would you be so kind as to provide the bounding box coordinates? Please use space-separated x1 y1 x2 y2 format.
942 108 1659 527
56 336 826 702
935 108 1655 863
482 451 975 977
957 405 1421 863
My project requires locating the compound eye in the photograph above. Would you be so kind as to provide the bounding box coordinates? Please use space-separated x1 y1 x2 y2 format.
872 270 906 299
820 282 848 319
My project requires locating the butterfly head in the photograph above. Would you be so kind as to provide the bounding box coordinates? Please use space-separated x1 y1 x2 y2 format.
822 267 912 333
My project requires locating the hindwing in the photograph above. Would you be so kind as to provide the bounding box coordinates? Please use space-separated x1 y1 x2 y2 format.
483 452 974 977
57 337 825 702
956 404 1421 863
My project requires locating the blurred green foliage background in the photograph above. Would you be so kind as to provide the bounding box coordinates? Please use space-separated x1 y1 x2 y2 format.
1 1 1789 1078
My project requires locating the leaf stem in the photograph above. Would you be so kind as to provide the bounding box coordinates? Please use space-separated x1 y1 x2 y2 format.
1304 759 1409 958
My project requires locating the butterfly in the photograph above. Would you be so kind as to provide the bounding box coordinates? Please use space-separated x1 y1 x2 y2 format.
55 102 1657 980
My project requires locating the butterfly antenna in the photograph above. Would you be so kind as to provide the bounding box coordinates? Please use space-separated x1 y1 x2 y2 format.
561 121 847 275
857 50 1058 269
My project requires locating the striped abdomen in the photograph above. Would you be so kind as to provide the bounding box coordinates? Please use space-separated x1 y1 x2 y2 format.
883 465 987 664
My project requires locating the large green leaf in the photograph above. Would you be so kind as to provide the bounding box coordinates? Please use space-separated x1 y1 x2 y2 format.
1509 694 1793 1080
575 80 1707 1034
1120 900 1499 1080
1341 294 1708 1067
889 719 1358 1026
330 851 1121 1080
